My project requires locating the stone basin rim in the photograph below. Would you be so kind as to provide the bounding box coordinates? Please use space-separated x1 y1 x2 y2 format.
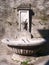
1 38 46 46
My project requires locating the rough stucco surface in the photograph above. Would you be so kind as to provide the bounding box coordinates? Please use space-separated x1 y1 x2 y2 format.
0 0 49 39
0 0 49 65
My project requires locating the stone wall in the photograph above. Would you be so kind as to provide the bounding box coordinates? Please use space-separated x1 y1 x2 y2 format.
0 0 49 39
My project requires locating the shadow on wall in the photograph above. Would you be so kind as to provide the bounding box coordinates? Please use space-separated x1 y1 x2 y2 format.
38 29 49 41
0 26 5 39
45 61 49 65
36 29 49 57
29 9 35 32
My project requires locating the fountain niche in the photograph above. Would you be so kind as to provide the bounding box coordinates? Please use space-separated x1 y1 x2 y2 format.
1 4 46 55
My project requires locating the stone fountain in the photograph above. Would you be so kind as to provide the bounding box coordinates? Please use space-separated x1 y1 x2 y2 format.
1 4 46 55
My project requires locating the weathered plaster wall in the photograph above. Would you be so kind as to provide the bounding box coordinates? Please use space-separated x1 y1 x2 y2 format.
0 0 49 39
